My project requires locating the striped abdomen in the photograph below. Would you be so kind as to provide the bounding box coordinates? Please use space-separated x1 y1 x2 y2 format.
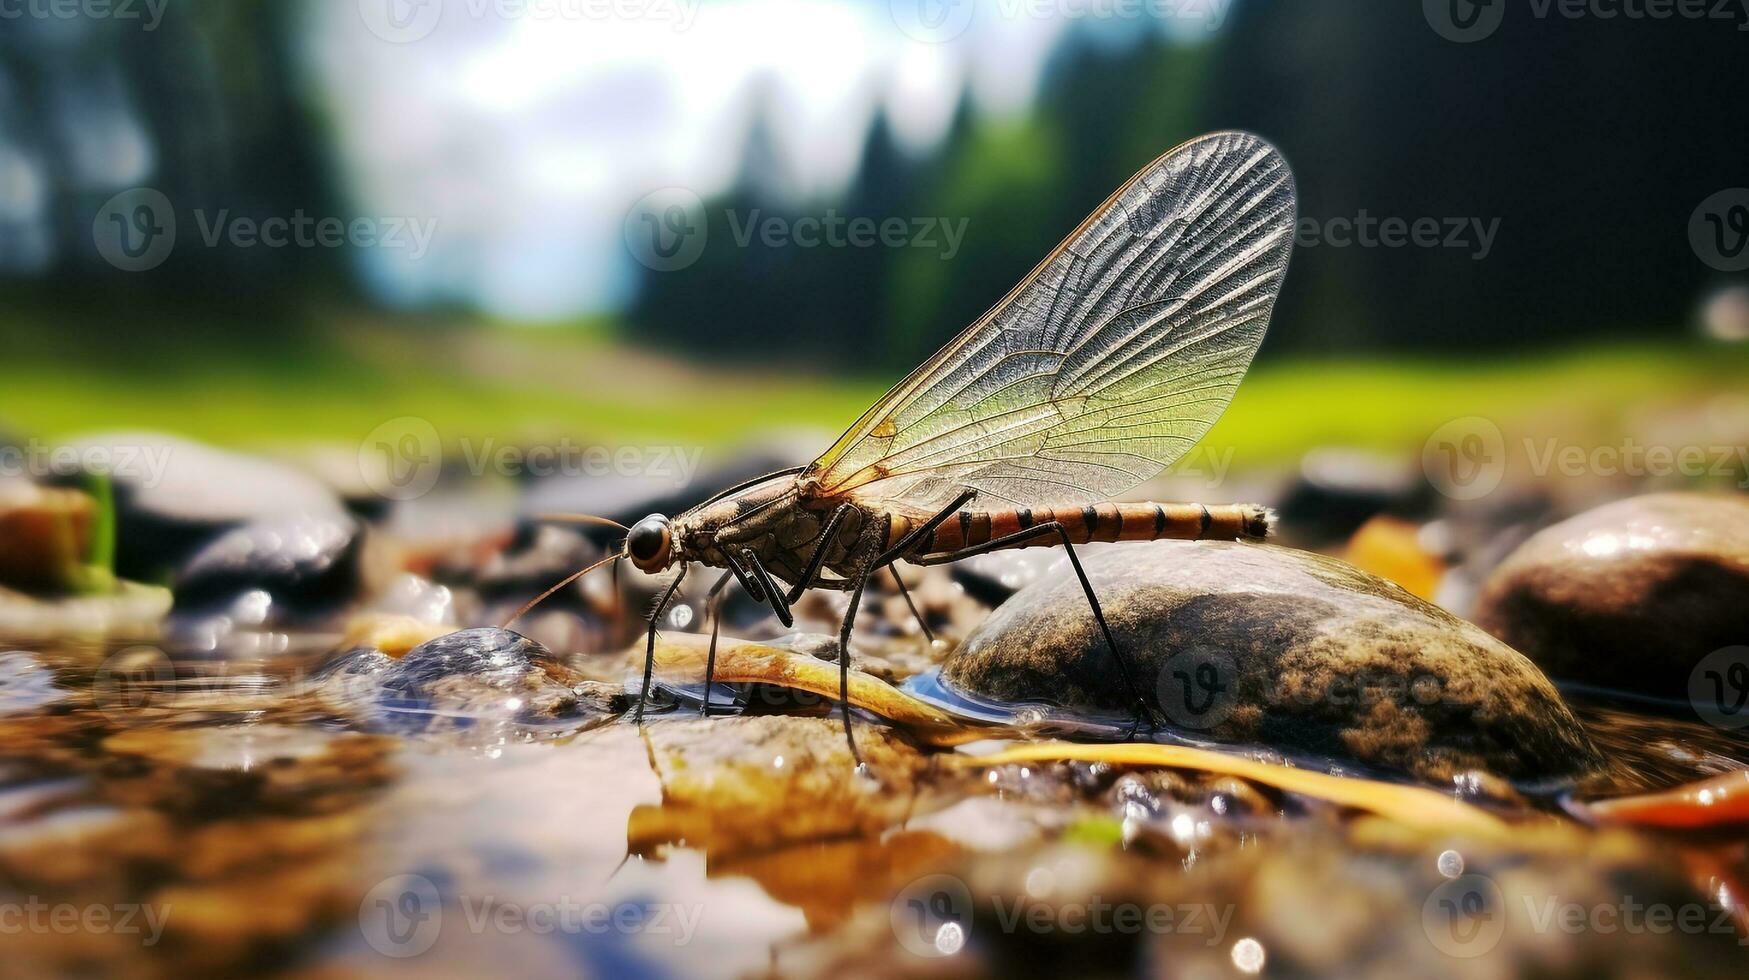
892 502 1273 556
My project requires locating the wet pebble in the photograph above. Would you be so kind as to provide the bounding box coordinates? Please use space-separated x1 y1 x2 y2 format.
50 432 346 582
0 651 63 716
1475 492 1749 699
945 540 1600 783
635 715 927 855
0 581 173 641
0 480 96 593
1278 447 1431 545
316 627 622 735
172 514 362 623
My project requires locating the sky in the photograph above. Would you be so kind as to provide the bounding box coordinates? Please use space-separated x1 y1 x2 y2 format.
302 0 1233 321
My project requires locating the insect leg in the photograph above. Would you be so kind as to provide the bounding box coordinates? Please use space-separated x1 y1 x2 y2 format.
911 524 1156 734
633 564 689 725
888 567 934 644
836 570 871 766
874 489 976 567
737 548 795 628
722 549 767 604
783 503 852 605
701 568 734 717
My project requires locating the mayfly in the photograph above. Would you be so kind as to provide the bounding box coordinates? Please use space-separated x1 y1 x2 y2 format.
515 131 1296 760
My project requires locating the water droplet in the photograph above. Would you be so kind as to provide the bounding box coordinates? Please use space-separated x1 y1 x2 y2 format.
1437 849 1465 878
1231 937 1265 973
934 921 965 955
1170 813 1196 843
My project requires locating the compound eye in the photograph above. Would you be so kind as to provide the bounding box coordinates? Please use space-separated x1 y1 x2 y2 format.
627 515 670 567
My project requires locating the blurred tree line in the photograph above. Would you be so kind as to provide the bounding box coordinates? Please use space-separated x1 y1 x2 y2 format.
5 0 1746 365
630 0 1749 369
1 0 346 335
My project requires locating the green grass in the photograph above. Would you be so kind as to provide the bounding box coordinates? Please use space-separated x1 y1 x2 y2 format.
6 311 1744 467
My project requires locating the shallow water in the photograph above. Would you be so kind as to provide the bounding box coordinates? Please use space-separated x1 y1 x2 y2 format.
1 629 1746 979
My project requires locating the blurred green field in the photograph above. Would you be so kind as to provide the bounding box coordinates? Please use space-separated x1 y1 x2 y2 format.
6 312 1746 466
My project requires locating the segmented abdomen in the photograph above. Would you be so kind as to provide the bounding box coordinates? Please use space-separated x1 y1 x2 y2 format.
893 502 1272 556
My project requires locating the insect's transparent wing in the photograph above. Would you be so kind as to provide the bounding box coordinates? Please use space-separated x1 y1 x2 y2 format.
803 131 1297 514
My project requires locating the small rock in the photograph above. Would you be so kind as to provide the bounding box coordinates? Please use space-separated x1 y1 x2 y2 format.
635 715 926 855
945 540 1599 783
0 651 63 716
50 432 345 581
469 525 600 605
1475 492 1749 698
315 627 621 735
0 581 173 641
1278 448 1431 545
1340 515 1445 600
951 548 1078 607
0 480 96 593
172 515 362 622
370 573 455 625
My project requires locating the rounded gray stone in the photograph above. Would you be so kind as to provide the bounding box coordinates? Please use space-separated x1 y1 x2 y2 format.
945 540 1599 783
1475 493 1749 699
